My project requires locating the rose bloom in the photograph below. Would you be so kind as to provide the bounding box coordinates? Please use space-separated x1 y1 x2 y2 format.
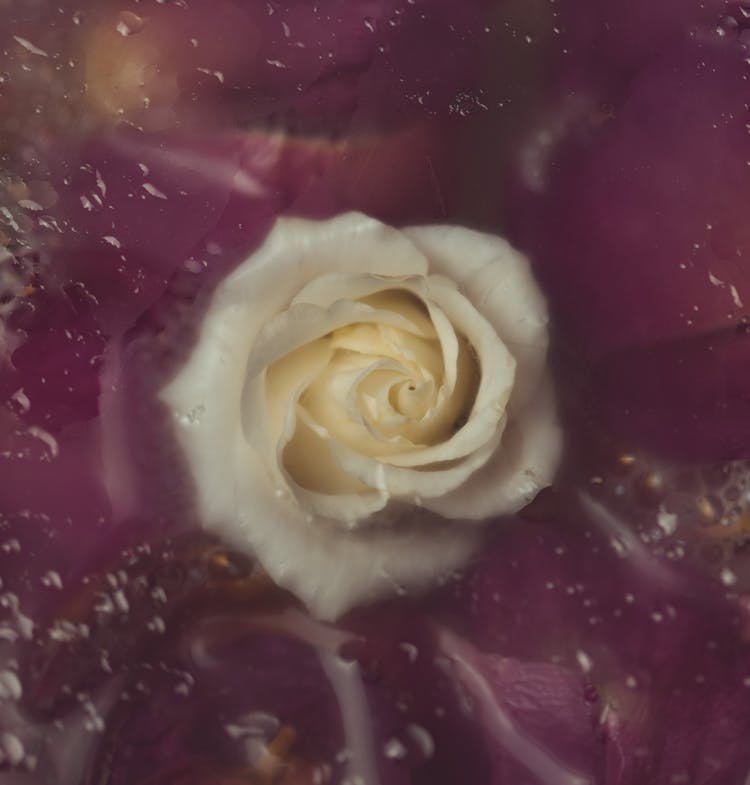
161 212 560 618
4 2 750 785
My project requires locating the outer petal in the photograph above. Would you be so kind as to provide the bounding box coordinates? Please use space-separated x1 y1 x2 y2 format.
405 224 550 410
437 628 602 785
425 380 561 519
510 35 750 358
586 326 750 461
162 422 480 619
442 512 750 785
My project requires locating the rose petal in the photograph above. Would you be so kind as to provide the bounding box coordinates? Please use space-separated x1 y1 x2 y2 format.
509 35 750 359
406 224 550 410
586 325 750 462
437 628 602 785
426 380 561 519
327 423 504 503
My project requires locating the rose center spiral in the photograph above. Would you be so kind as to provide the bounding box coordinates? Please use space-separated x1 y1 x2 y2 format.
267 288 479 495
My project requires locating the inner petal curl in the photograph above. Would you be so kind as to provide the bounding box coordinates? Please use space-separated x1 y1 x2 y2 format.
264 283 486 501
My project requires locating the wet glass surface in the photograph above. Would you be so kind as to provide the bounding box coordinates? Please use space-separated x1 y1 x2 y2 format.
1 1 750 783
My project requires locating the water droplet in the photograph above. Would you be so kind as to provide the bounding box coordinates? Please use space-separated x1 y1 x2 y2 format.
147 615 166 633
657 507 678 536
576 649 593 673
0 732 25 766
112 590 129 614
406 724 434 760
383 738 407 760
633 471 666 507
196 67 224 83
0 670 22 701
41 570 63 590
10 388 30 413
184 258 204 274
115 11 146 36
24 425 58 459
186 404 205 424
178 405 206 427
226 711 280 739
142 183 168 199
13 36 48 57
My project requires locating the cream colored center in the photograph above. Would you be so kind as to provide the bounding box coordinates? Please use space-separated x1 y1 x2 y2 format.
267 289 479 495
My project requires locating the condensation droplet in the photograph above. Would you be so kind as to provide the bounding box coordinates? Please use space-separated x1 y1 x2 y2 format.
406 723 434 760
383 738 407 760
657 507 678 536
0 731 25 766
115 11 146 36
576 649 593 673
10 388 30 413
41 570 63 590
142 183 168 199
0 670 22 701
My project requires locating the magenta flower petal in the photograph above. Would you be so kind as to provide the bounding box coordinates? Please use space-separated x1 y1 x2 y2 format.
557 0 729 83
586 326 750 461
2 3 749 782
20 545 484 785
443 514 750 785
512 34 750 358
70 0 486 133
506 31 750 459
437 629 602 784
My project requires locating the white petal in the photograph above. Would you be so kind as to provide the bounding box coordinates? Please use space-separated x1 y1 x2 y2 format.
242 339 333 468
246 300 431 380
424 377 562 519
406 225 549 409
328 423 504 502
182 433 480 619
280 415 388 522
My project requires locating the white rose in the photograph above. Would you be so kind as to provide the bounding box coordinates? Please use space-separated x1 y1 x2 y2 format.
161 212 561 619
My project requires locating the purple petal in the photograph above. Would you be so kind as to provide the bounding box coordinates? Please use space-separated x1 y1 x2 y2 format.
442 513 750 785
557 0 730 85
437 628 602 785
586 326 750 461
510 33 750 358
